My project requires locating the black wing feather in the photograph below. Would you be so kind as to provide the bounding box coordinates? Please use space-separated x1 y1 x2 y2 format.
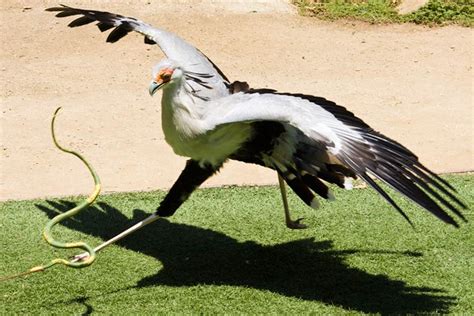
406 169 464 219
144 37 157 45
45 7 64 12
337 125 467 226
96 22 115 32
68 16 95 28
106 24 131 43
46 5 137 44
302 174 331 199
407 165 467 211
55 10 80 18
360 173 415 227
372 162 458 225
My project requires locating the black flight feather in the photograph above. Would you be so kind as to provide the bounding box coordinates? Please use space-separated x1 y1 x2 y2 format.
55 10 81 18
68 16 95 28
196 49 230 82
408 165 467 211
106 25 131 43
97 22 115 32
360 173 415 227
144 37 156 45
278 170 315 207
302 174 330 199
45 6 65 12
406 169 463 219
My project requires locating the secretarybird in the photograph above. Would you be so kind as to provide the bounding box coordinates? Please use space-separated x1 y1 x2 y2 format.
46 5 466 259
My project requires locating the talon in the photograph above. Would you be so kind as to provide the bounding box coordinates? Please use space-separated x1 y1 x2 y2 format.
71 253 89 262
286 217 308 229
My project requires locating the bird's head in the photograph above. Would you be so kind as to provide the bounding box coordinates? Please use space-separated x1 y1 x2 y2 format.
149 59 183 96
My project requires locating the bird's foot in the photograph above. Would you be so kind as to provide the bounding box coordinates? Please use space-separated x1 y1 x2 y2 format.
286 217 308 229
71 253 89 262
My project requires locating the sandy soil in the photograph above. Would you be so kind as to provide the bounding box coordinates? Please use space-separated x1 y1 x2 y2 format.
1 1 472 201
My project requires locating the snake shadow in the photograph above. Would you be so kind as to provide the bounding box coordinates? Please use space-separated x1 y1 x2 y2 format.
36 200 455 314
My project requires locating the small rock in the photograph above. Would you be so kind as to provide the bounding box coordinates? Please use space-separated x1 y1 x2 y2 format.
396 0 429 14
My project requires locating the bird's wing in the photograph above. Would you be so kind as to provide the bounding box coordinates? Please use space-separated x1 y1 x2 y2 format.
46 5 230 97
203 90 467 226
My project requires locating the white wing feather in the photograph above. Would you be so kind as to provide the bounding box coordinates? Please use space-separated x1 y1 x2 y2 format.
122 21 228 90
202 92 365 155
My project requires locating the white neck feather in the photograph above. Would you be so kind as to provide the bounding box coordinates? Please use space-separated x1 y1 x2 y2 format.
158 79 252 165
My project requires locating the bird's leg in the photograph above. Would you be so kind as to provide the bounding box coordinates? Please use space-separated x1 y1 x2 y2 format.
71 213 160 262
72 159 220 262
278 174 307 229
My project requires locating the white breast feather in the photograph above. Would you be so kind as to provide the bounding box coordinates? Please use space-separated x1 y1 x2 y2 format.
161 86 252 165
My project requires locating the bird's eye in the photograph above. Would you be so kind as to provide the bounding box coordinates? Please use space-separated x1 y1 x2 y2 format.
161 73 171 81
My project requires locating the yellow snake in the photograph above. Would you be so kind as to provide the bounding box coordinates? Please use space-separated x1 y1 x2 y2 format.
0 107 101 281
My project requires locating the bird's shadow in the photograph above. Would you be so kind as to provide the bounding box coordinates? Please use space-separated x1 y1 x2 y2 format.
36 200 455 314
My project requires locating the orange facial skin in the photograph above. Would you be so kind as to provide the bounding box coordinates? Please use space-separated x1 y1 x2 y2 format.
156 68 174 83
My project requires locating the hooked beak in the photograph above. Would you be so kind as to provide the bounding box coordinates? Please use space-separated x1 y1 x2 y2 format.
149 80 164 96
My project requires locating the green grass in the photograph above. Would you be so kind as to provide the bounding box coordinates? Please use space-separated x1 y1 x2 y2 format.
1 174 473 314
293 0 474 26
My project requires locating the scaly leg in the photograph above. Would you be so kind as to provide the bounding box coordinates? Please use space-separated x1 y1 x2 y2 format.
71 213 160 262
73 159 221 262
278 174 307 229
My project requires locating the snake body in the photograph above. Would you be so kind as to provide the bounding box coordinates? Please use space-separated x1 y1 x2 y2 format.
0 107 101 281
40 107 101 269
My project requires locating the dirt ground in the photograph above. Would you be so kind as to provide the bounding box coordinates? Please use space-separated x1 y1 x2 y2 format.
1 1 472 201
